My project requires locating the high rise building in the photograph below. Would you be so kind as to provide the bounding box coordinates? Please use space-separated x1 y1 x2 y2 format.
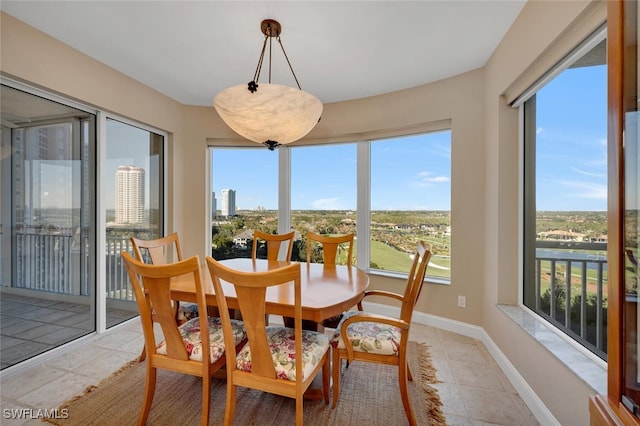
212 191 217 218
115 165 145 224
221 188 236 217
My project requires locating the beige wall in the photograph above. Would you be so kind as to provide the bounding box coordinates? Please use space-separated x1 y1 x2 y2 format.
484 1 605 425
0 2 606 423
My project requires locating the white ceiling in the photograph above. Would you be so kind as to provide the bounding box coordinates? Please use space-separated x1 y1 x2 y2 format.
0 1 526 106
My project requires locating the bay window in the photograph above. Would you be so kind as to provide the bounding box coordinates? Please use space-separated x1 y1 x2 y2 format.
209 128 451 281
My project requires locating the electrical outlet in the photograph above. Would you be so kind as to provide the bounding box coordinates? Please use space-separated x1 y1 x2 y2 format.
457 295 466 308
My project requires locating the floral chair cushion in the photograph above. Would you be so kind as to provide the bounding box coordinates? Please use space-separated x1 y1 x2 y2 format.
236 326 330 381
331 310 402 356
156 316 245 363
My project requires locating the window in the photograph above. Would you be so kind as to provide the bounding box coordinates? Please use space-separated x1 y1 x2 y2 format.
291 144 357 263
521 30 607 359
210 147 278 259
104 119 165 328
370 132 451 280
209 129 451 279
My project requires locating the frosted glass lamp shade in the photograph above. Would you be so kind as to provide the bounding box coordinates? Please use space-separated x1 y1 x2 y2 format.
213 83 323 147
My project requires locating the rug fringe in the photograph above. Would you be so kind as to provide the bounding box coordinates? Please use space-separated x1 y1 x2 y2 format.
44 358 139 425
417 342 448 426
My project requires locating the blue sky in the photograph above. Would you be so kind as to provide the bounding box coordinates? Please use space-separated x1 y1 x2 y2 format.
535 64 607 211
94 62 607 213
212 131 452 211
212 64 608 212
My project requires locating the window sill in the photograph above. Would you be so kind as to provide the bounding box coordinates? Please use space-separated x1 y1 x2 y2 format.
498 304 607 395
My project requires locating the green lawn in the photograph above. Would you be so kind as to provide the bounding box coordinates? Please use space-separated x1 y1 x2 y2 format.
369 240 450 279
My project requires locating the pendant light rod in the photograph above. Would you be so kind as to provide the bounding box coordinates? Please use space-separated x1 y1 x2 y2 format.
250 19 302 91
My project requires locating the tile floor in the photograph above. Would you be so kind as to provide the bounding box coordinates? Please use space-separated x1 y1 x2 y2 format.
0 316 539 425
0 293 138 370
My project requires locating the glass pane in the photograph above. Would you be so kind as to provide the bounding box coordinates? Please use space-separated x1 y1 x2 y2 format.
210 147 278 259
623 111 640 414
0 85 95 369
291 144 357 264
105 119 163 328
370 132 451 280
523 41 608 358
622 0 640 412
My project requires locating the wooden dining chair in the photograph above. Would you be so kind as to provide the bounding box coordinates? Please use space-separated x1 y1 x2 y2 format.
121 252 247 426
305 231 355 329
130 232 199 362
306 231 354 266
330 241 432 426
251 230 295 261
205 256 331 426
251 230 296 325
130 232 183 264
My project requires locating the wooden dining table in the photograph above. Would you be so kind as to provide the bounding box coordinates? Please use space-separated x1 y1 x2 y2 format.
170 257 370 324
171 257 369 400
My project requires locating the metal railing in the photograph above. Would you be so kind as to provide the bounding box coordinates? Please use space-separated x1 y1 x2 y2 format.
105 237 135 301
12 233 610 357
533 240 608 359
15 231 85 295
13 232 136 301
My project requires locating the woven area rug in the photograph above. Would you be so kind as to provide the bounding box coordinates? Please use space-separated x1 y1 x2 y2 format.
46 342 445 425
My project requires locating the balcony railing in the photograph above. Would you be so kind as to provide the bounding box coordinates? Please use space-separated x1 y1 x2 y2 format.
13 232 136 301
533 240 608 359
10 233 609 357
15 231 87 295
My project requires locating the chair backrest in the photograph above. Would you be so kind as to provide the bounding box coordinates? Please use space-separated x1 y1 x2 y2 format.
122 251 210 363
206 256 303 380
306 231 354 266
130 232 183 265
251 230 295 261
399 241 432 324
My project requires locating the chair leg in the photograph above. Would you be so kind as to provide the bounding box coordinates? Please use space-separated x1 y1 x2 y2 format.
138 345 146 362
398 357 417 426
407 364 413 382
322 352 330 404
296 392 304 426
200 376 211 426
331 348 341 408
138 364 156 426
224 384 237 426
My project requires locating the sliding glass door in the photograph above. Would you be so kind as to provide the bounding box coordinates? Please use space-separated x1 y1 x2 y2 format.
0 84 166 369
0 85 96 369
104 118 164 328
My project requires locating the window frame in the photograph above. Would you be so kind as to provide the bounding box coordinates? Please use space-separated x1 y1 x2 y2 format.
515 25 608 359
208 126 452 283
0 76 171 368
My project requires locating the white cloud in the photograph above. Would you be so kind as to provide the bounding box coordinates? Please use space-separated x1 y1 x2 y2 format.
312 197 342 209
571 167 606 178
560 180 607 200
425 176 450 183
416 171 450 186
